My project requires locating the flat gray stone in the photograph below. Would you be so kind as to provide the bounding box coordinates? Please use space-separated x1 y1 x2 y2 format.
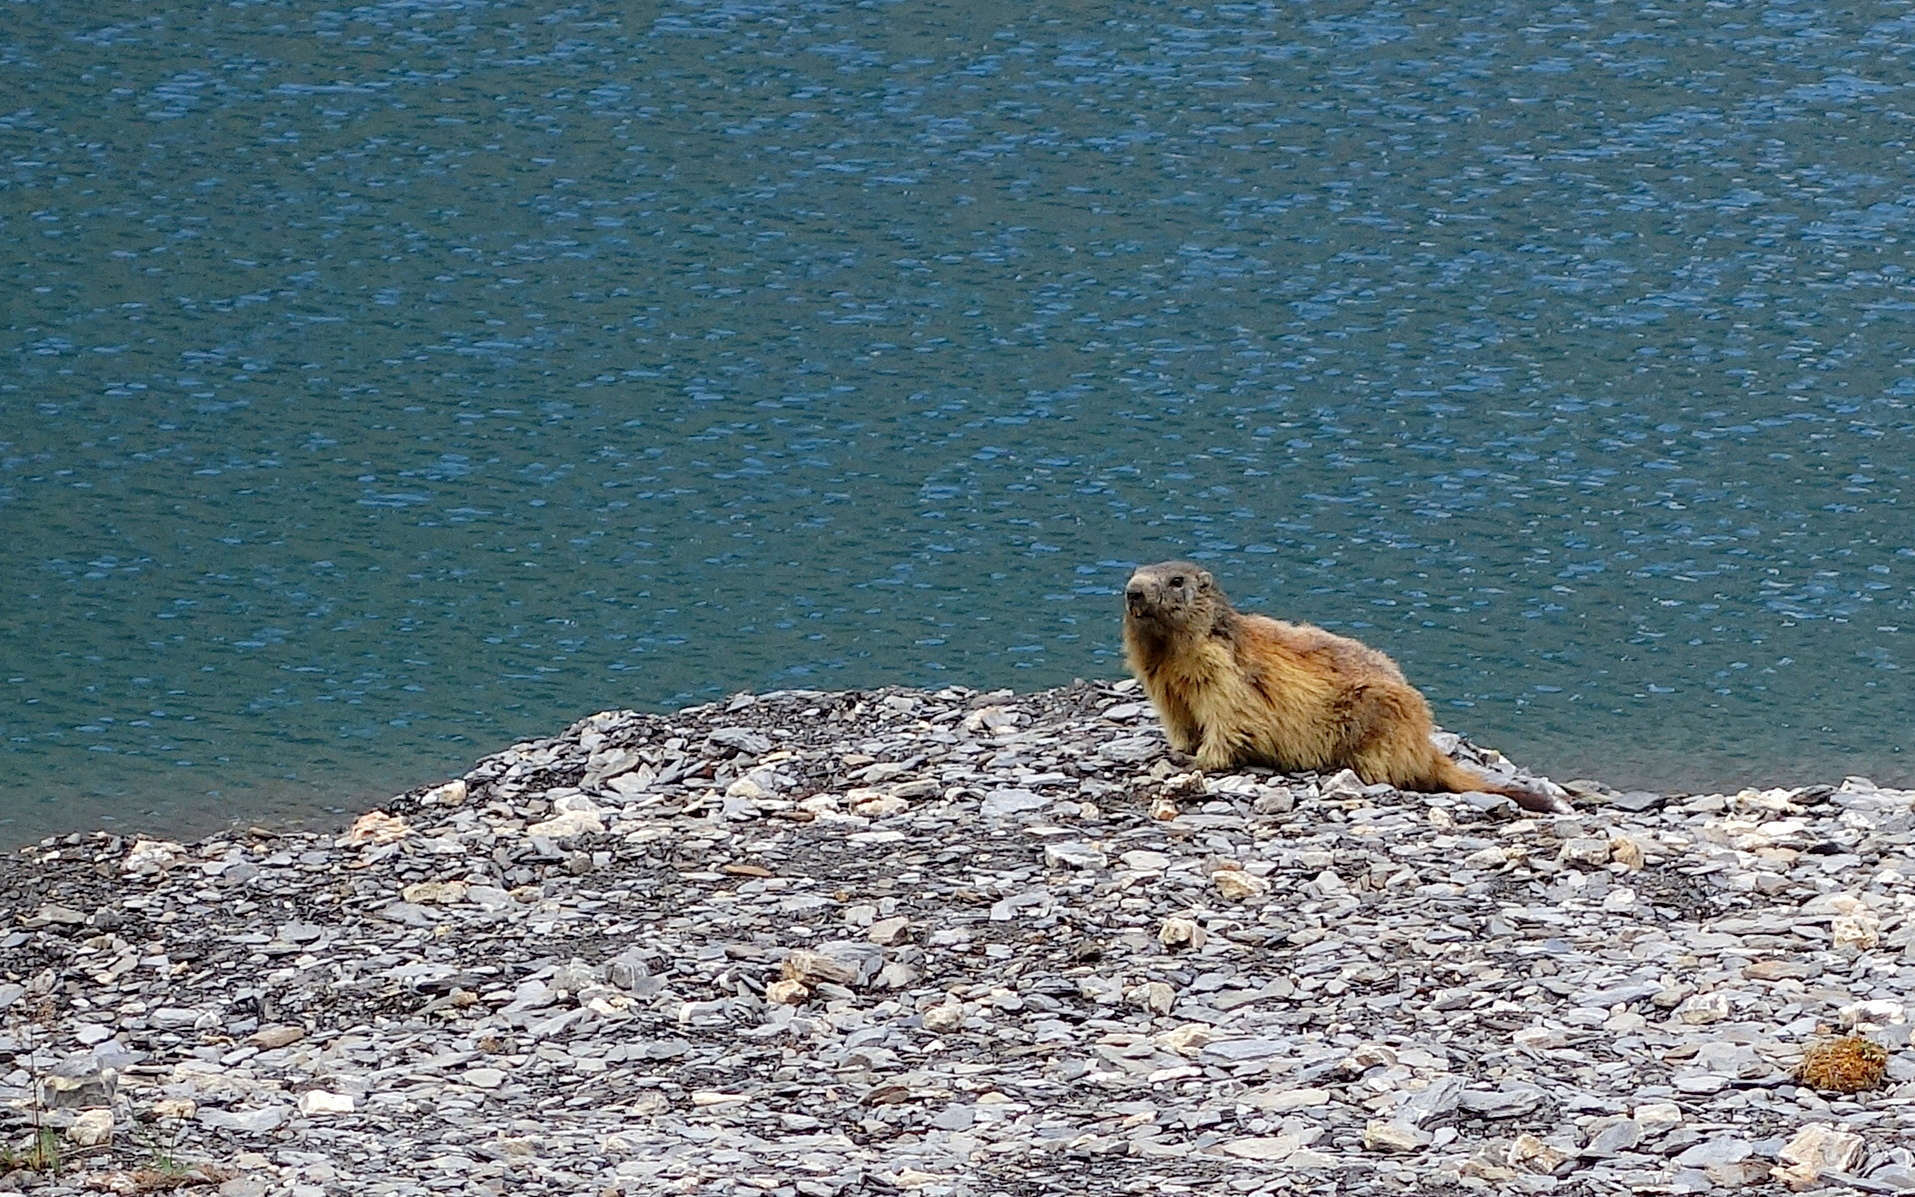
1607 791 1668 812
1099 736 1161 763
707 728 772 755
980 788 1048 817
1395 1075 1465 1127
1583 1118 1642 1158
1459 1083 1546 1119
1672 1135 1752 1168
199 1106 288 1134
1200 1038 1291 1063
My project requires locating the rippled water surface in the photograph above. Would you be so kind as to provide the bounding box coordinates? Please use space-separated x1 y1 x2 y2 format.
4 0 1912 841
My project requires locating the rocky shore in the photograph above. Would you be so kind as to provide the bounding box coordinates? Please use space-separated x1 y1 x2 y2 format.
3 681 1913 1196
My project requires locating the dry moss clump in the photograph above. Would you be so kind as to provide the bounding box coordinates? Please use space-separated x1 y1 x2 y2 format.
1796 1034 1889 1094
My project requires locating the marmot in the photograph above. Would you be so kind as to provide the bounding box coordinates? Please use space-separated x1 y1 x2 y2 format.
1122 560 1571 815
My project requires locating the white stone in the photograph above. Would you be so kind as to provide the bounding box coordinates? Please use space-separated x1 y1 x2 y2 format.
67 1108 114 1146
1559 836 1611 867
1211 868 1271 901
122 838 187 876
296 1091 355 1115
766 979 809 1005
552 792 602 815
423 779 468 806
1159 916 1205 949
1363 1121 1432 1152
1775 1123 1864 1184
851 793 908 818
724 775 773 801
400 880 469 905
893 1170 947 1189
1832 914 1880 951
339 810 409 846
1507 1133 1570 1173
1320 769 1366 799
1156 1024 1215 1055
1839 999 1906 1029
525 810 605 838
1610 835 1645 869
1676 991 1732 1024
920 1002 965 1033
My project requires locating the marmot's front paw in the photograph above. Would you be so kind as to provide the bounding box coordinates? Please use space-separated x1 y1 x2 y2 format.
1193 745 1233 771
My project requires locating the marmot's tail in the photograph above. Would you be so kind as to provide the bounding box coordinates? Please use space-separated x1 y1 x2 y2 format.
1482 779 1574 815
1433 759 1573 815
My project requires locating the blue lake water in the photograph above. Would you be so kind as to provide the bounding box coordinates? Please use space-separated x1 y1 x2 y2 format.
3 0 1911 842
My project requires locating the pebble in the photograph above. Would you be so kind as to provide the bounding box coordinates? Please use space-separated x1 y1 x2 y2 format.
1363 1121 1433 1152
1044 840 1107 869
1209 867 1270 901
1582 1117 1641 1157
524 809 604 838
40 1060 115 1109
1775 1122 1865 1186
1459 1083 1546 1118
1673 1134 1753 1168
2 680 1911 1195
198 1107 287 1134
980 787 1048 818
766 978 809 1005
66 1109 113 1146
1158 915 1205 950
294 1091 355 1116
1222 1130 1321 1161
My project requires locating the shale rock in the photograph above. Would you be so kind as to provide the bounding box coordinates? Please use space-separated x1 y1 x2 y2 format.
3 682 1911 1194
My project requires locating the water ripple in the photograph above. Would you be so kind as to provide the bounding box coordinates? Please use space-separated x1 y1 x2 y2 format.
1 0 1910 840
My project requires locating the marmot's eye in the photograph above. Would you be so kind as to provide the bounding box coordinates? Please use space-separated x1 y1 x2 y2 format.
1170 575 1186 588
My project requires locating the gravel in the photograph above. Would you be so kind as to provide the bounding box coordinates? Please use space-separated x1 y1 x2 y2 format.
3 680 1913 1195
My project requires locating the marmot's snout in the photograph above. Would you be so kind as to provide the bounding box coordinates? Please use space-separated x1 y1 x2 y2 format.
1124 579 1152 616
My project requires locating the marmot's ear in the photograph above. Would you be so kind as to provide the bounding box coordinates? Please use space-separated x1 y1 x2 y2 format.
1197 569 1213 589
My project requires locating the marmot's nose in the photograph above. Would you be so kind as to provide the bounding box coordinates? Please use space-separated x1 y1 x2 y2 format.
1124 583 1147 609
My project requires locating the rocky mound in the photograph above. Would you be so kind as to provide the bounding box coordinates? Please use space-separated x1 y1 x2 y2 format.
2 682 1911 1195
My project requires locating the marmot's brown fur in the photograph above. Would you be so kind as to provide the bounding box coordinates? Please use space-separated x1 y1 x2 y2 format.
1122 560 1570 815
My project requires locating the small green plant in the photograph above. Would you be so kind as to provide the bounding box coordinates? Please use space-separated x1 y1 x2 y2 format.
0 1126 61 1172
2 1012 57 1175
120 1124 233 1191
132 1124 192 1178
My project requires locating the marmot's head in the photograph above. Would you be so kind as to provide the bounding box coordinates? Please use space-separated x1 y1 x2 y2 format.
1124 560 1223 635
